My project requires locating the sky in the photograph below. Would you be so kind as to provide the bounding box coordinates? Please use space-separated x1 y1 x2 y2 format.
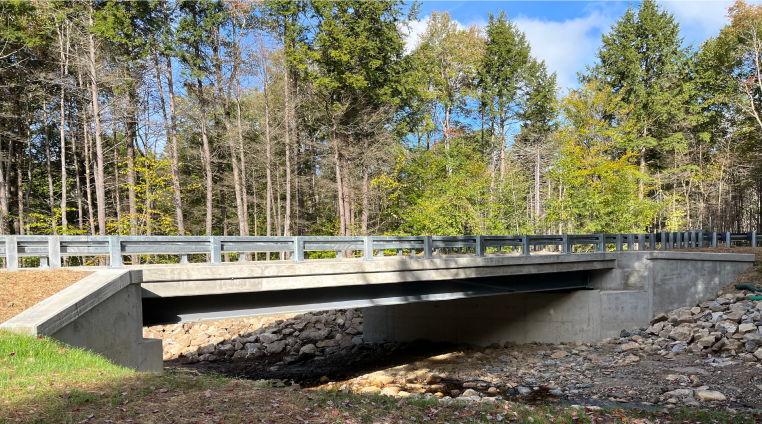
405 1 737 91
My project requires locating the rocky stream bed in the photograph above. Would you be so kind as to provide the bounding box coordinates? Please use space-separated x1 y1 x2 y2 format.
144 287 762 411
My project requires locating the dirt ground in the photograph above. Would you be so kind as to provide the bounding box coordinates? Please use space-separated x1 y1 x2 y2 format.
0 269 91 323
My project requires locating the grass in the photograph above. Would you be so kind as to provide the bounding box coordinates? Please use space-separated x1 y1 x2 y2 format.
1 331 759 423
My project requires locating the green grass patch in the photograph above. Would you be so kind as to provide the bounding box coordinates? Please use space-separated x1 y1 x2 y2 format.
0 331 132 400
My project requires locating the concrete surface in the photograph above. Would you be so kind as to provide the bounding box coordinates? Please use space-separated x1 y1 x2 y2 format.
137 253 617 298
363 251 755 345
0 269 162 373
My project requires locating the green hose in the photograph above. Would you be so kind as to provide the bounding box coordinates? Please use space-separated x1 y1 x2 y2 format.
750 296 762 301
735 283 760 292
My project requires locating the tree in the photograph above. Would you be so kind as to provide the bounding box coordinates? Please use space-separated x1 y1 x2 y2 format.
413 11 484 150
589 0 688 199
546 83 657 233
477 11 532 178
177 0 226 236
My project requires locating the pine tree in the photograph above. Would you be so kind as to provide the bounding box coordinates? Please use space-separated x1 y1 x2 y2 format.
589 0 688 199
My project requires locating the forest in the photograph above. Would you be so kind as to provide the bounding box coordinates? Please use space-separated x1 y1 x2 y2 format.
0 0 761 241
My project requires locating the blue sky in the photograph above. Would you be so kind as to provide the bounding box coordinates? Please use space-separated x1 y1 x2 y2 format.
405 1 737 90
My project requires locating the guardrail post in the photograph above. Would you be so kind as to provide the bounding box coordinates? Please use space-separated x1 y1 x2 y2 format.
293 236 305 263
711 232 717 248
562 234 570 254
685 231 691 248
423 236 432 259
108 235 122 268
210 236 221 265
595 234 604 252
726 232 731 248
666 232 673 250
376 243 385 258
627 234 634 251
637 233 645 250
752 231 757 248
363 236 374 261
48 235 61 269
648 233 655 250
521 235 530 256
660 232 666 250
475 236 485 257
615 234 623 251
180 254 189 264
697 231 704 248
5 235 17 271
238 251 246 262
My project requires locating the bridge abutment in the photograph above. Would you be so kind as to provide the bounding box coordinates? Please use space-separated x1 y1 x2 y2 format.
363 252 752 346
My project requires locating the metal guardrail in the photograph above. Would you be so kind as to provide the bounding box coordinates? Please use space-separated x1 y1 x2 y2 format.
0 231 757 271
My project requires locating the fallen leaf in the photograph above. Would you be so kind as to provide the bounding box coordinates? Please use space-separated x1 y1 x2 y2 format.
159 388 168 393
205 390 211 398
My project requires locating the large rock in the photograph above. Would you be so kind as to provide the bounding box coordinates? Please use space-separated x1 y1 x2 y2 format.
621 342 640 352
669 326 694 343
739 323 757 334
266 340 287 354
299 344 317 356
697 336 716 348
725 311 745 323
695 390 727 402
650 313 668 325
743 333 762 345
259 333 280 344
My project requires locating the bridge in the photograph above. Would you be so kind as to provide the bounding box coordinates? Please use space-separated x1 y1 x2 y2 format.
0 233 757 373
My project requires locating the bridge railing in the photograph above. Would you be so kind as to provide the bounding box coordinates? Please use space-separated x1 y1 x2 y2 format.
0 231 757 271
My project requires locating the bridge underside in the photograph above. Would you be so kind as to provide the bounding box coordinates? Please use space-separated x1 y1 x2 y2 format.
142 271 590 326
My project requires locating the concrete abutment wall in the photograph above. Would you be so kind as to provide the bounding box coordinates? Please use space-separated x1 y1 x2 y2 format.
363 252 754 346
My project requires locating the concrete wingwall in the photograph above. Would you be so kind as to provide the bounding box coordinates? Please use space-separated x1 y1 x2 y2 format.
50 283 162 372
363 251 755 346
0 270 162 373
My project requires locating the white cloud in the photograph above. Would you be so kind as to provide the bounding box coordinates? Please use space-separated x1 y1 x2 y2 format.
513 10 617 90
402 16 431 54
660 1 733 44
403 9 618 90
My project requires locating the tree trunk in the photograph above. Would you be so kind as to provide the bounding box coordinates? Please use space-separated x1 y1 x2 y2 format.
58 23 70 230
88 4 106 235
198 77 213 236
334 132 345 237
43 100 55 218
157 1 184 235
125 89 137 235
283 65 292 238
72 119 83 231
0 134 8 234
264 75 273 260
361 137 369 235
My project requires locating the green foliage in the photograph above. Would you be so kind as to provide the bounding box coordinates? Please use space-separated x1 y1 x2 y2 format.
545 83 658 233
376 142 527 236
589 0 689 158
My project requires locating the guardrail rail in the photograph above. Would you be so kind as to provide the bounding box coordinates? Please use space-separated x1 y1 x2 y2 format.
0 230 757 270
